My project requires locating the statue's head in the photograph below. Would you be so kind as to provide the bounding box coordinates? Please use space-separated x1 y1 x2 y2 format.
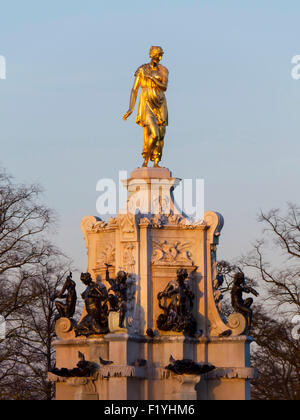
80 272 93 286
177 268 188 281
149 46 164 63
233 272 245 286
117 270 128 283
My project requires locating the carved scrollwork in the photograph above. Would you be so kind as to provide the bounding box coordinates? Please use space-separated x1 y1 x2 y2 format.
152 240 194 266
227 313 247 336
151 212 205 230
55 317 76 340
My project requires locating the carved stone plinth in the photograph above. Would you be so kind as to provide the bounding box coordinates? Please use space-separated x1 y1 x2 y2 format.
108 312 128 334
52 167 256 400
52 334 257 400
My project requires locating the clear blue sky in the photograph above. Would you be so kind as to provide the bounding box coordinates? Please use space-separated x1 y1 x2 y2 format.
1 0 299 271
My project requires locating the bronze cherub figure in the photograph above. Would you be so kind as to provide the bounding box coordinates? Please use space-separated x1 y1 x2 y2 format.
231 272 259 333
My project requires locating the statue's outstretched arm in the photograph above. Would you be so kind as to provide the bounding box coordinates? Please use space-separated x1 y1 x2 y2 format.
122 76 140 120
105 267 116 290
249 287 259 297
242 286 259 297
106 266 111 283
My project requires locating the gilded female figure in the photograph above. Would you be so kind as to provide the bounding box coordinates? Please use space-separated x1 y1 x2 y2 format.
123 46 169 168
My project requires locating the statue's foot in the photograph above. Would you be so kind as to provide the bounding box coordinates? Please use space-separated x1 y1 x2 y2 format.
142 161 148 168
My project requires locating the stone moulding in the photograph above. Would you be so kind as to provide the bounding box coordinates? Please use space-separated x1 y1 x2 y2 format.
206 367 258 380
151 213 207 230
48 373 98 385
98 365 146 379
49 365 257 382
81 213 206 237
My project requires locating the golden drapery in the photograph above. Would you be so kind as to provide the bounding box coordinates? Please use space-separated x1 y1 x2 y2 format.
135 63 168 129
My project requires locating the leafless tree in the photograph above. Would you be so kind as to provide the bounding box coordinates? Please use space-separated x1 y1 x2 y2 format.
227 203 300 400
217 257 300 400
251 305 300 400
0 168 73 400
240 203 300 316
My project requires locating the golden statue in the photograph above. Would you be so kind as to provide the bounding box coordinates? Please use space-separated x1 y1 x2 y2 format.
123 46 169 168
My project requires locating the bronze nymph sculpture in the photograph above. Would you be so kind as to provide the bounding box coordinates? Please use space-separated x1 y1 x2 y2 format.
231 272 259 334
123 46 169 168
75 273 109 337
157 268 197 336
55 272 77 320
105 264 128 329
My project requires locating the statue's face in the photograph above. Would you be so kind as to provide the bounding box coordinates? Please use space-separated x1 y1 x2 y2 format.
150 47 164 65
81 273 92 286
152 52 163 64
235 274 245 286
178 269 188 280
117 271 127 283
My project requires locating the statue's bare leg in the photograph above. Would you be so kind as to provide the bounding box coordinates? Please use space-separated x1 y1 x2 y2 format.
147 122 160 167
142 127 150 167
153 126 166 167
119 302 127 328
55 302 67 318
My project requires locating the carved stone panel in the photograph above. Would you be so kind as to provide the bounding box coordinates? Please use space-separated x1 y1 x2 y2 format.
152 240 194 266
123 243 136 274
116 213 139 242
96 242 116 270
